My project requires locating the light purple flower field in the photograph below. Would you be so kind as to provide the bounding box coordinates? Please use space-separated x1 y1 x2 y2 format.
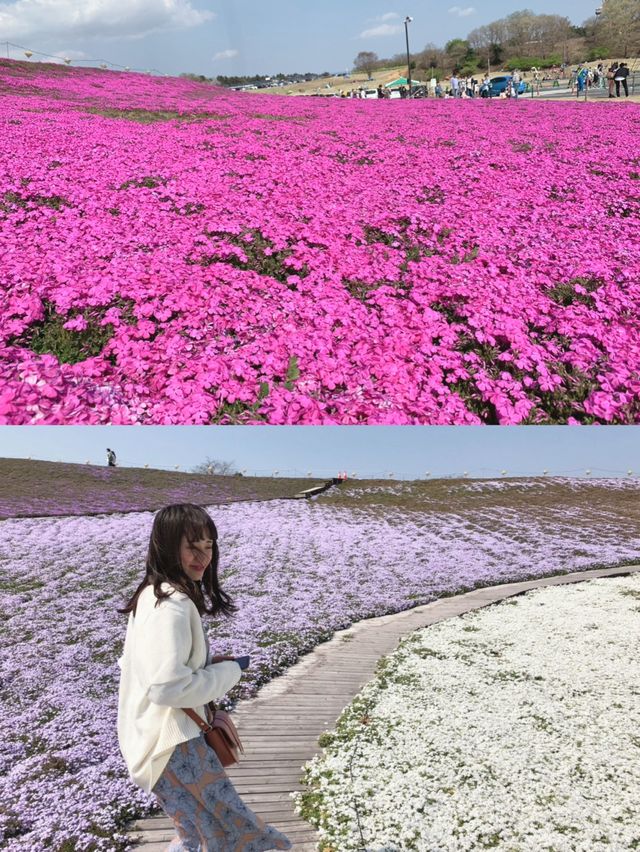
1 486 639 849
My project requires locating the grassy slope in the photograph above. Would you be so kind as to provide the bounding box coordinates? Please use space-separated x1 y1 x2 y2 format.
0 457 328 518
1 457 639 535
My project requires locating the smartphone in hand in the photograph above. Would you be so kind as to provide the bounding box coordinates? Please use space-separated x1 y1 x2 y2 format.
235 655 250 670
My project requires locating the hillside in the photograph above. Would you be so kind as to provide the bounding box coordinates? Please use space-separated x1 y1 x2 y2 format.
1 457 639 526
0 457 328 517
1 59 639 425
1 474 639 850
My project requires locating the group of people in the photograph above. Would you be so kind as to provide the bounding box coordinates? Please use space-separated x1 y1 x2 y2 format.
447 72 521 99
570 62 631 97
351 62 633 102
341 62 632 102
607 62 631 97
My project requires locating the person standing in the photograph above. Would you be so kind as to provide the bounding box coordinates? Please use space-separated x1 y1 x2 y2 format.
450 74 460 98
615 63 630 97
511 70 521 99
608 62 618 98
106 448 117 467
117 503 291 851
598 63 606 89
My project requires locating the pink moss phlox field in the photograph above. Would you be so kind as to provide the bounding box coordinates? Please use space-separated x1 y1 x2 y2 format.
1 491 640 849
1 59 639 424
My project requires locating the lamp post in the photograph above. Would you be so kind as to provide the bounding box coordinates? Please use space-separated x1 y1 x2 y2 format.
404 16 413 97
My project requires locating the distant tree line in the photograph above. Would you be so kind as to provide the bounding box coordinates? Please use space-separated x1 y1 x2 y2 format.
183 1 637 88
355 1 638 80
214 72 334 88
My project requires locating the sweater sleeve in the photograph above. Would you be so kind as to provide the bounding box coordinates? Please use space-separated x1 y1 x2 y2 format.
135 597 241 708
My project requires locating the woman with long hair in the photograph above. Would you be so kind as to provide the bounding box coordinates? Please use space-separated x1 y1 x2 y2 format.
117 503 291 851
608 62 618 98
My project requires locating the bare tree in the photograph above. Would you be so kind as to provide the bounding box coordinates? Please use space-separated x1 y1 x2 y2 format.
353 51 379 80
415 42 446 73
191 457 238 476
593 0 640 56
468 22 507 65
469 11 573 65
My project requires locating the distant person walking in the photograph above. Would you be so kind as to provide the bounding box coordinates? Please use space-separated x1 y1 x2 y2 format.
608 62 618 98
450 74 460 98
117 504 292 851
614 63 630 97
106 448 117 467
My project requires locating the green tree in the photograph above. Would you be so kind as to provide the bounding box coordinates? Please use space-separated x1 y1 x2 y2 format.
443 38 480 72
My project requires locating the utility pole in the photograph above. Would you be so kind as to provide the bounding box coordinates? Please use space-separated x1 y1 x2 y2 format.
404 16 413 97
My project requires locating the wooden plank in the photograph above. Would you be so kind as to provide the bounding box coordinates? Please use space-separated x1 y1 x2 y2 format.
231 783 305 794
130 572 640 847
131 830 175 842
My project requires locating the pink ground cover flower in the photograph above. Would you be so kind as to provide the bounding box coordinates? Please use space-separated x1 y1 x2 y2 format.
1 59 639 424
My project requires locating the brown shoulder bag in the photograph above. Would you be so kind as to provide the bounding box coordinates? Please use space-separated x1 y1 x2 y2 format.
183 703 244 767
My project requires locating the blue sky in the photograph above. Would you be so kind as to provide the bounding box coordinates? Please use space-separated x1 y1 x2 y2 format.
1 0 597 77
0 427 637 479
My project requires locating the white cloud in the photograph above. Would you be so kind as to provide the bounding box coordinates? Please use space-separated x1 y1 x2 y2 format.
379 12 400 21
448 5 476 16
0 0 214 41
213 49 238 61
359 23 402 38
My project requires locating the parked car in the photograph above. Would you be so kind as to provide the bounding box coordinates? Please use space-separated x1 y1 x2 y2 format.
489 75 527 96
362 89 379 99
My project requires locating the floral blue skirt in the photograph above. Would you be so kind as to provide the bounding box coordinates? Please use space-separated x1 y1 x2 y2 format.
153 734 292 852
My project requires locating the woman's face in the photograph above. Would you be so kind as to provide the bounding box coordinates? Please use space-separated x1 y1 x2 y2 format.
179 535 213 582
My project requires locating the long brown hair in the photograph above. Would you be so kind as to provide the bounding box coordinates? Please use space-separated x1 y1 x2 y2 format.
119 504 237 618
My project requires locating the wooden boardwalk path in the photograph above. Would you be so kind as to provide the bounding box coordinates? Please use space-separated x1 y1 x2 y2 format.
128 563 640 850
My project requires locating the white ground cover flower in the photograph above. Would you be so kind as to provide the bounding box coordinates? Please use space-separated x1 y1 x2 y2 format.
1 490 638 849
296 574 640 851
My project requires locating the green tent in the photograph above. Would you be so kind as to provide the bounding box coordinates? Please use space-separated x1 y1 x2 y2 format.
384 77 426 88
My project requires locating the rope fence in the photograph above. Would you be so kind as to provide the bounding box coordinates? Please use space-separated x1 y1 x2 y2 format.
17 457 640 481
1 40 165 75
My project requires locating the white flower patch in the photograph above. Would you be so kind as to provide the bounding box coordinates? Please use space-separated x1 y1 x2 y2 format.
296 574 640 852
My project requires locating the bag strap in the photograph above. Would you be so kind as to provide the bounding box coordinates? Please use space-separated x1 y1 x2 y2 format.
183 707 213 733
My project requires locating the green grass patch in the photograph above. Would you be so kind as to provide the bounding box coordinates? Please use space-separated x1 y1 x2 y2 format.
8 300 134 365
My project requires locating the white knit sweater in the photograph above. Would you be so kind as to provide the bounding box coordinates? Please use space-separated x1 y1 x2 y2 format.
117 582 242 793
